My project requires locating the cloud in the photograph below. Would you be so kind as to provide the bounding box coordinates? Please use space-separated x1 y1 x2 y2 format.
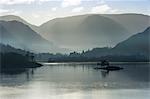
98 0 105 4
51 7 57 11
91 4 111 13
0 8 22 15
105 0 148 1
61 0 82 8
72 7 83 12
0 0 36 5
39 0 52 2
32 13 40 18
91 4 118 14
0 0 55 5
0 9 10 13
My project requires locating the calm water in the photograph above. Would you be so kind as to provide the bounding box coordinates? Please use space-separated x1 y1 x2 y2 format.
0 62 150 99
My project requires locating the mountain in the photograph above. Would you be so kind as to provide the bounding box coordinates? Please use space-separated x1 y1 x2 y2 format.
82 27 150 57
0 43 26 54
49 27 149 62
112 27 150 56
39 14 150 51
0 15 38 32
102 14 150 34
81 47 111 58
0 20 68 53
1 14 149 52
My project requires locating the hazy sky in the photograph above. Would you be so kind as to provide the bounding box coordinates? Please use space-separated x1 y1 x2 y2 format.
0 0 150 25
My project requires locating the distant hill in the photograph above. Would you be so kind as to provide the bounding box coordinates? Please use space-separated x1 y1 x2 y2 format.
39 14 150 51
82 27 150 58
48 26 149 62
1 14 149 51
0 15 38 32
1 14 149 52
102 14 150 34
32 27 150 62
0 43 27 55
0 21 68 53
112 27 150 56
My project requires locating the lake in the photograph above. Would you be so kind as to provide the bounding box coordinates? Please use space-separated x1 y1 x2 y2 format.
0 62 150 99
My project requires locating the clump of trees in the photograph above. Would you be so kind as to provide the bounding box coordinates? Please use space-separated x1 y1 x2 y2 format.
1 52 42 69
25 51 35 62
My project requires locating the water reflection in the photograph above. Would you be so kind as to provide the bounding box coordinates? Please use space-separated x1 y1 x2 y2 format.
0 63 150 88
0 68 35 86
0 68 27 75
0 62 149 99
101 70 109 78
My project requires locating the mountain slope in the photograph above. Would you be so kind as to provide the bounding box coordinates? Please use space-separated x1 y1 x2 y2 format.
82 27 150 57
0 15 38 32
0 20 67 53
0 43 26 54
39 14 150 51
112 27 150 55
1 14 149 52
102 14 150 34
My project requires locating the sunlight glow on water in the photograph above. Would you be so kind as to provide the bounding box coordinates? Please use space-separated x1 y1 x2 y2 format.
0 62 149 99
0 86 149 99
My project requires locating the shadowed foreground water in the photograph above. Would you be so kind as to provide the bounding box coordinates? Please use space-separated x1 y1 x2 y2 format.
0 62 150 99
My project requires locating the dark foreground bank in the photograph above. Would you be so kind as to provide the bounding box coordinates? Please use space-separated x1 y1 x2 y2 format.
0 52 42 69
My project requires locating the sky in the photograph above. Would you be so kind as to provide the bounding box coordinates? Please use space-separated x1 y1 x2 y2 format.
0 0 150 25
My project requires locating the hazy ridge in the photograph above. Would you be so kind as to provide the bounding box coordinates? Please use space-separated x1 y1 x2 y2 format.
0 14 150 53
